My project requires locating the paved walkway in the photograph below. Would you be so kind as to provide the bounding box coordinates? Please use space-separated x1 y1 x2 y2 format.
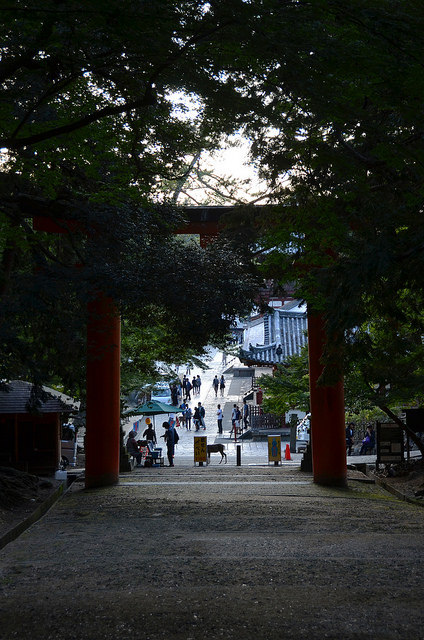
122 349 384 469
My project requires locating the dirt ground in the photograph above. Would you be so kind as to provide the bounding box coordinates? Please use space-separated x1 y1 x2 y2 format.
0 473 62 543
1 464 424 640
373 456 424 501
1 458 423 544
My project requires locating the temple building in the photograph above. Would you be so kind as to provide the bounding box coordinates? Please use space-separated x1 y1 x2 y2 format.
239 299 308 367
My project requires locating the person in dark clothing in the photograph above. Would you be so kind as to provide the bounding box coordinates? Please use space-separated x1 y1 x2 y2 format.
345 423 354 456
171 385 178 406
359 425 375 455
217 404 223 434
212 375 219 397
242 400 249 430
193 406 201 431
184 405 192 430
142 423 157 445
126 430 143 466
219 375 226 397
161 421 175 466
198 402 206 429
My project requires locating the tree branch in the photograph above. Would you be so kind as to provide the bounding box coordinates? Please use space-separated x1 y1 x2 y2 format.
2 17 236 150
0 14 56 83
3 90 157 149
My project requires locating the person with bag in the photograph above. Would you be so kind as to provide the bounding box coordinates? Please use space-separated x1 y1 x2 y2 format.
198 402 206 429
161 421 176 467
219 375 226 397
212 376 219 397
193 405 201 431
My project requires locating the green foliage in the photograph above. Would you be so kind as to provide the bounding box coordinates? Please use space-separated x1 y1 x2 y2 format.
224 1 424 386
258 347 310 416
3 0 424 402
259 316 424 434
0 1 264 392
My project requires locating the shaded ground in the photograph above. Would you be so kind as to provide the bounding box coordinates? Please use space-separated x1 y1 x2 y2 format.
373 457 424 501
0 469 61 541
1 465 424 640
1 457 423 542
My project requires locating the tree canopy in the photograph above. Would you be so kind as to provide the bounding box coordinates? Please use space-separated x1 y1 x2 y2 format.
2 0 424 408
239 2 424 387
0 1 264 395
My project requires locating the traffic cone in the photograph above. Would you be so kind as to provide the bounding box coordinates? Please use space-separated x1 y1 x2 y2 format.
285 444 291 461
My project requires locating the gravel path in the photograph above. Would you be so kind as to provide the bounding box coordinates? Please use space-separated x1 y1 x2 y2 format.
1 466 424 639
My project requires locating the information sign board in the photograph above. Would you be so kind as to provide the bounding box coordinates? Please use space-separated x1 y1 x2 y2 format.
376 422 404 466
268 435 281 463
194 436 207 463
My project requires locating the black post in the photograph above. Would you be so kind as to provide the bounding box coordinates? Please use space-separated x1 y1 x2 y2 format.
236 445 241 466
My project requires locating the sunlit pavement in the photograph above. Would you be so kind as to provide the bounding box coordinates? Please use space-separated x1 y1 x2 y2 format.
123 348 384 469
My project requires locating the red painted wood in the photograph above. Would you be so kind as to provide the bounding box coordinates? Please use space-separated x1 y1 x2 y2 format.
307 312 347 486
85 294 121 488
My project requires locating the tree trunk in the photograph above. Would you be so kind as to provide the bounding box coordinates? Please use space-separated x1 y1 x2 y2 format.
381 405 424 457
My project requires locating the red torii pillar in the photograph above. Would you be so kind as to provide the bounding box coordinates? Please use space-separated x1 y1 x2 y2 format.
85 294 121 488
307 312 347 486
33 217 121 489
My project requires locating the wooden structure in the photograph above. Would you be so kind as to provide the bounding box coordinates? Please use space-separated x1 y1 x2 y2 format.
0 380 74 475
33 206 347 488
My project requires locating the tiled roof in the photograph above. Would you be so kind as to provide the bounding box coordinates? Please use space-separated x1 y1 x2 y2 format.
0 380 76 414
240 301 308 366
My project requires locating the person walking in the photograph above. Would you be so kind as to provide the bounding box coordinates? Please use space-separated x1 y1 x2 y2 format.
212 375 219 397
185 378 192 401
217 404 223 434
242 399 249 430
196 374 202 396
171 384 178 406
193 405 201 431
182 375 187 400
219 375 226 397
231 404 238 435
198 402 206 429
235 405 241 432
185 405 192 430
161 421 176 466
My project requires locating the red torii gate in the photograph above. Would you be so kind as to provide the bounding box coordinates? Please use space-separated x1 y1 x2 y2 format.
35 206 346 488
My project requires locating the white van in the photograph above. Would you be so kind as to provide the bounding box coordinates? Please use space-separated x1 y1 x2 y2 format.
150 382 172 404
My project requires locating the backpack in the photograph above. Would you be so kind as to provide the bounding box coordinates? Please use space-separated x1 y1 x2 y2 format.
173 428 179 444
200 406 205 418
